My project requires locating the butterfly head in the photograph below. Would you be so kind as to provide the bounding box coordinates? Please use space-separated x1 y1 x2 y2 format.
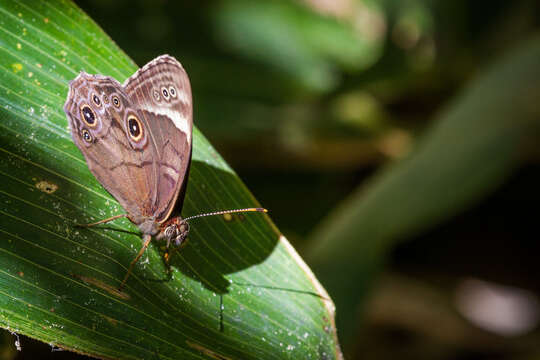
159 217 190 248
156 208 267 249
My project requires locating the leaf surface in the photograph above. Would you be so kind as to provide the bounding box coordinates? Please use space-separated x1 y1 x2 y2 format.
0 1 341 359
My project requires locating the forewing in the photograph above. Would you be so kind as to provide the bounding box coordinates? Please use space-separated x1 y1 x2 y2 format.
123 55 193 223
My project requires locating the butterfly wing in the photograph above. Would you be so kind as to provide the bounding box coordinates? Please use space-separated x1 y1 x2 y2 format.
123 55 193 223
64 73 161 225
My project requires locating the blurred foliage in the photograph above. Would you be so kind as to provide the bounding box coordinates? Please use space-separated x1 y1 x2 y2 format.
309 32 540 346
2 0 540 359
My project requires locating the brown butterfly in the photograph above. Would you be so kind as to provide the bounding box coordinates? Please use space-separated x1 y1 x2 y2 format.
64 55 266 290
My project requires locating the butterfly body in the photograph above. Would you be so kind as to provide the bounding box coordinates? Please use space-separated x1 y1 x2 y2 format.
64 55 266 290
64 55 192 243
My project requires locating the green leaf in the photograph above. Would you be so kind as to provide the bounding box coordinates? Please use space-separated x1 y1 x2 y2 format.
0 1 341 359
308 33 540 347
213 0 385 93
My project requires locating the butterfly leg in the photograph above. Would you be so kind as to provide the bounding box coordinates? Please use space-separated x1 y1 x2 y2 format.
163 236 189 266
76 214 128 227
119 234 152 290
158 250 174 283
157 237 190 283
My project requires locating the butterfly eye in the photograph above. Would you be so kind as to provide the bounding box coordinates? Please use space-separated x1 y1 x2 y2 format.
92 93 101 107
161 87 170 100
80 105 97 127
127 115 144 141
112 95 121 108
153 89 160 102
81 129 92 143
102 94 109 104
169 86 177 98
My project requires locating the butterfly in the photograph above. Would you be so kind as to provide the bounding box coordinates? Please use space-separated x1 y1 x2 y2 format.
64 55 266 290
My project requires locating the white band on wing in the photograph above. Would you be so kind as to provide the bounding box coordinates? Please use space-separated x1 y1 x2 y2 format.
146 106 191 144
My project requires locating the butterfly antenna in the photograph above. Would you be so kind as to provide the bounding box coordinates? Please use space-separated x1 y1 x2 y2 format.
184 208 267 221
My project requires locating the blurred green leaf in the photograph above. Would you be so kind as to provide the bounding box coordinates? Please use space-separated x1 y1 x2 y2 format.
212 0 385 93
308 33 540 349
0 1 341 359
